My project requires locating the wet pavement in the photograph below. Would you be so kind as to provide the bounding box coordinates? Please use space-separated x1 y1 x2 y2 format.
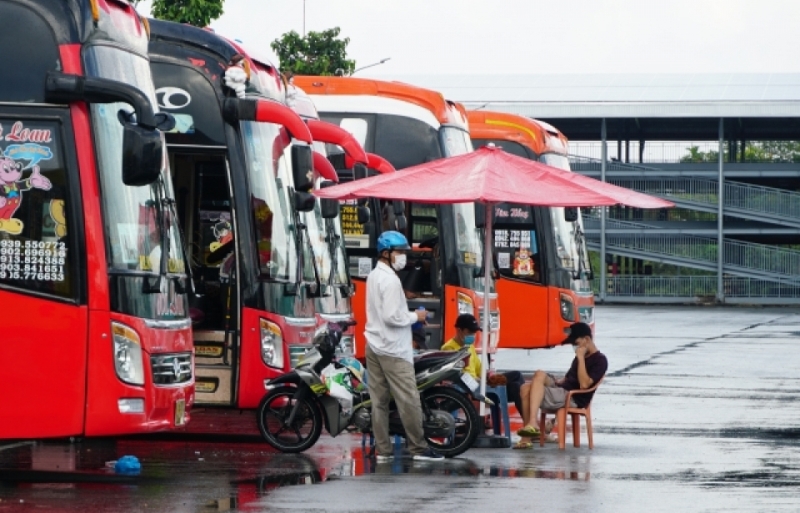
2 305 800 512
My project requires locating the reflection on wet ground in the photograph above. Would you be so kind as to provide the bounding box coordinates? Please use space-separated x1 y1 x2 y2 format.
3 306 800 512
0 436 592 512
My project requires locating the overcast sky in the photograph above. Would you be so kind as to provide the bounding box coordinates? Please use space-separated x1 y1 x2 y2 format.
136 0 800 77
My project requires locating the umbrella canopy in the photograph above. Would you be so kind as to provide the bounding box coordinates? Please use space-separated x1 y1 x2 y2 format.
315 144 672 417
315 144 674 209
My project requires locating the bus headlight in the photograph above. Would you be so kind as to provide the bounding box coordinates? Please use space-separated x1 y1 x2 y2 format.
112 322 144 386
260 319 284 369
457 292 475 315
559 293 575 321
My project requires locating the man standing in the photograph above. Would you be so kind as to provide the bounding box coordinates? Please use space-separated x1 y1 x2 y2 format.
365 231 443 462
514 322 607 449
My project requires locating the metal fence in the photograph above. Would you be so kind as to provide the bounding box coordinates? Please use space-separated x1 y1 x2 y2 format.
584 214 800 279
571 156 800 221
601 234 718 263
568 141 800 164
724 180 800 221
595 276 800 298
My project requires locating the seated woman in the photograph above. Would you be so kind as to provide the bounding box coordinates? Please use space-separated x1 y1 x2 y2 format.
441 314 525 418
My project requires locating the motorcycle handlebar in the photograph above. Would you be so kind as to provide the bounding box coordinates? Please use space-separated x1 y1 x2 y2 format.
328 320 356 333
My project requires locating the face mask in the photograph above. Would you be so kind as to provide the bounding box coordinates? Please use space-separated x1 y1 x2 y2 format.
464 334 476 346
392 253 406 271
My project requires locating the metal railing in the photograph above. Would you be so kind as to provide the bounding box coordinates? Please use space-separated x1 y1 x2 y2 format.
568 141 800 164
724 180 800 221
595 276 800 298
569 155 663 174
601 234 718 264
571 156 800 222
583 214 658 231
583 214 800 279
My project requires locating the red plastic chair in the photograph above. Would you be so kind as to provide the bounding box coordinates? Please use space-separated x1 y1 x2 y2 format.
539 377 604 450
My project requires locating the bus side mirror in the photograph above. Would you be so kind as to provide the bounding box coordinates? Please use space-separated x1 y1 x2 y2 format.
122 124 163 186
294 191 316 212
393 200 405 216
474 203 486 228
564 207 579 222
357 205 371 224
353 163 368 181
45 71 168 186
291 145 314 192
320 198 340 219
394 214 407 232
327 153 346 170
319 181 340 218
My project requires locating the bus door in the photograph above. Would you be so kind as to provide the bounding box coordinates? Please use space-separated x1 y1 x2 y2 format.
171 152 239 405
492 202 550 349
402 202 444 349
0 106 87 436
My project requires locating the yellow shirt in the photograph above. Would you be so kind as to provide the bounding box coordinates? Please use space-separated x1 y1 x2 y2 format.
442 338 481 380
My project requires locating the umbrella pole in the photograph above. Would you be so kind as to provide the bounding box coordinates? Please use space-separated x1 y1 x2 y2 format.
479 202 492 416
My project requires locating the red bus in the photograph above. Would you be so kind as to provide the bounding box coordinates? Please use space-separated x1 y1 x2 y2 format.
293 76 500 355
467 111 594 348
1 0 193 439
286 84 371 354
147 20 320 418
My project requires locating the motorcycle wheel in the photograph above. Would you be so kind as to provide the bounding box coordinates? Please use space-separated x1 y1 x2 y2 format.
420 385 480 458
257 386 323 453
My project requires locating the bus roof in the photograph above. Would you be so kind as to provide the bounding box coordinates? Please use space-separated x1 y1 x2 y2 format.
467 110 569 156
293 76 468 129
149 19 286 102
15 0 148 48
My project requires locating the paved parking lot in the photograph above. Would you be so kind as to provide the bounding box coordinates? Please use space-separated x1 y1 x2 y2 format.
2 305 799 513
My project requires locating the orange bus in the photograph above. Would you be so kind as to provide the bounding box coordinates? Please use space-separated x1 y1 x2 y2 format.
1 0 193 439
467 111 594 348
294 76 500 356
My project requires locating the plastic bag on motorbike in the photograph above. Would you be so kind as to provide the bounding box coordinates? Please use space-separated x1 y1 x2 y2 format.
321 365 354 415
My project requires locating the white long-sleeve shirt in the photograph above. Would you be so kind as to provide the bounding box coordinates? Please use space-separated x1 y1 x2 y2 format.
364 261 418 363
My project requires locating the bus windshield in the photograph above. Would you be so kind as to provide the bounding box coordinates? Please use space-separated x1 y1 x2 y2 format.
85 44 187 319
541 153 592 291
306 202 348 286
441 126 473 157
240 121 300 283
440 127 490 290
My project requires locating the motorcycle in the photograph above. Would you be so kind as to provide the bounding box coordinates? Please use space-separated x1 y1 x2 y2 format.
257 321 488 458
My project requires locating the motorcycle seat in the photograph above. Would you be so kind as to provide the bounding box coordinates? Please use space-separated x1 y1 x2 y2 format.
413 351 458 374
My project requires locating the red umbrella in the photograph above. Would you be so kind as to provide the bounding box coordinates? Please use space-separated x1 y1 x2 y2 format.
315 144 673 401
315 144 673 208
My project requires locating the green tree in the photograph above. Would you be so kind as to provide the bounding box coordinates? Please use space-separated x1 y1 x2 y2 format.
680 145 720 163
271 27 356 76
681 141 800 163
149 0 224 27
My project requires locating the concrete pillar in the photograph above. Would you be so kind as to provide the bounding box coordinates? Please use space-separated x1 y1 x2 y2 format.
717 118 725 303
600 118 607 302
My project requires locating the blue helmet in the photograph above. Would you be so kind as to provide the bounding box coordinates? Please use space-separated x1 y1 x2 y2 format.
377 231 410 254
338 356 365 385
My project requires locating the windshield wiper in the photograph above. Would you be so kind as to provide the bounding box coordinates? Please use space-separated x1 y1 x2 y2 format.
163 195 191 294
300 220 322 296
572 222 593 281
141 192 166 294
324 218 341 289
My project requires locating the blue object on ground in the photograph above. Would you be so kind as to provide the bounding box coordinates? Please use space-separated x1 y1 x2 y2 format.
114 455 141 475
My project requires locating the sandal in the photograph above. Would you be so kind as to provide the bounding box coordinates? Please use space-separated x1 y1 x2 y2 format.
516 425 541 438
513 441 533 450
